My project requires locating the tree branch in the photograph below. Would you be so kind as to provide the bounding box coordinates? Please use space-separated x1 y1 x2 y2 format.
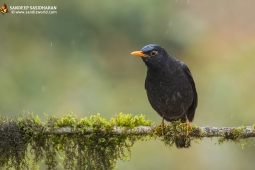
1 113 255 170
199 126 255 138
45 125 255 138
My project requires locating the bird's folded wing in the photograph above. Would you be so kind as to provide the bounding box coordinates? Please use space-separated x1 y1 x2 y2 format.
180 61 198 121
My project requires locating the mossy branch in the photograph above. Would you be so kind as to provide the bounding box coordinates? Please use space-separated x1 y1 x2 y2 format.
45 125 255 137
0 112 255 170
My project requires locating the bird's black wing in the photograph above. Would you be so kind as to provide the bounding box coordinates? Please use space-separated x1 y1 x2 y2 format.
180 61 198 122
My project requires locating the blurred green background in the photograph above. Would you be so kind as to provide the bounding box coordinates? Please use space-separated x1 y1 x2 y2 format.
1 0 255 169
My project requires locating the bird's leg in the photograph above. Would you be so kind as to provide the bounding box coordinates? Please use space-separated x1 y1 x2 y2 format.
161 118 165 137
185 114 192 137
155 118 165 137
184 117 190 137
180 115 192 137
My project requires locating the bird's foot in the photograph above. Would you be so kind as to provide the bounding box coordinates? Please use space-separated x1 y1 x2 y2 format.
179 118 192 137
155 118 166 137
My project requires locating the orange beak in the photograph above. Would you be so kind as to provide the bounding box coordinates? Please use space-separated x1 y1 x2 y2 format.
131 51 147 57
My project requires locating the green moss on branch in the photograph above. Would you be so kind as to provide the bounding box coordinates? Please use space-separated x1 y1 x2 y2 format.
0 112 152 170
0 112 255 169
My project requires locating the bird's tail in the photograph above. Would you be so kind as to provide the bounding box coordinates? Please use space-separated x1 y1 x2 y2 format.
175 137 191 148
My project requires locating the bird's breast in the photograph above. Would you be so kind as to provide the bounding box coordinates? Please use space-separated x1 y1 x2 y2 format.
145 69 193 112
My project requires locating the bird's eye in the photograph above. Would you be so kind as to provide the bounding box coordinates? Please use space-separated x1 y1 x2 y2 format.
150 51 157 56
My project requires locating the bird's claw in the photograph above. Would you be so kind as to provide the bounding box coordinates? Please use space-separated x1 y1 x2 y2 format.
179 118 192 137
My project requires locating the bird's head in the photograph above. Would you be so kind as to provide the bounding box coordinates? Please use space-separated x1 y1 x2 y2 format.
131 44 168 69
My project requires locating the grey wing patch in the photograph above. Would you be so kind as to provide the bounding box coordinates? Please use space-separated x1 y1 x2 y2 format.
180 61 198 121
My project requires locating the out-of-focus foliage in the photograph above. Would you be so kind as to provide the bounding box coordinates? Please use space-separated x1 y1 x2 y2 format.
1 0 255 169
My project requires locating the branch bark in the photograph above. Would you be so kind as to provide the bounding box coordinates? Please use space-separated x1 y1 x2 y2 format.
2 113 254 170
45 125 255 138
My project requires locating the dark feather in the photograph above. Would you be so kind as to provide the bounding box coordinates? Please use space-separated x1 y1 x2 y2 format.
179 61 198 122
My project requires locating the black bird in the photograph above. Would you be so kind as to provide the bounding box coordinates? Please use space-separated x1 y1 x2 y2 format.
131 44 198 148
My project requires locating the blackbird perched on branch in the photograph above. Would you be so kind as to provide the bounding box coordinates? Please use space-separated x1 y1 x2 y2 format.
131 44 198 148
